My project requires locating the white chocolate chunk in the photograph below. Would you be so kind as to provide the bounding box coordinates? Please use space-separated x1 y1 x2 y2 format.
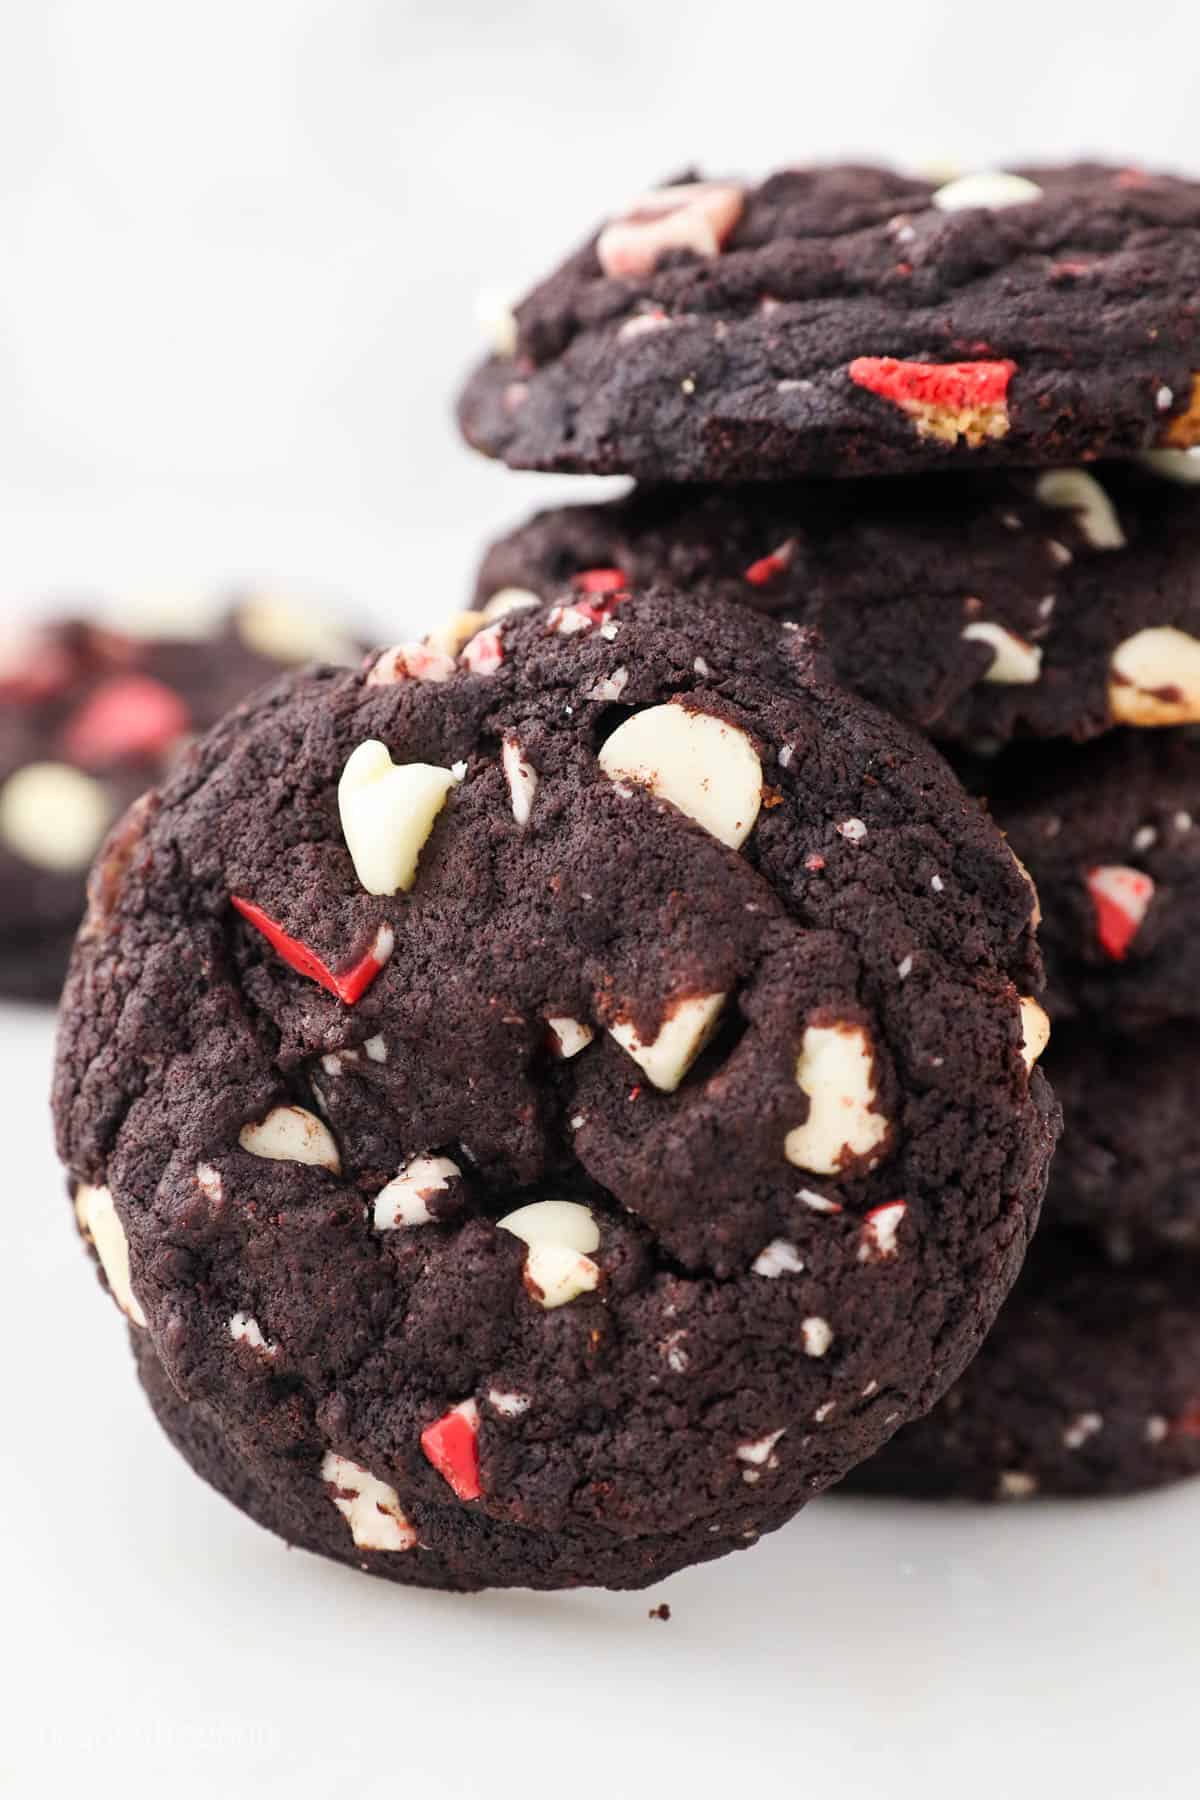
363 1035 388 1063
802 1317 833 1357
501 737 538 828
998 1470 1038 1500
321 1451 416 1552
587 666 629 703
426 611 487 658
1135 448 1200 484
97 592 217 640
1035 468 1126 550
609 990 726 1092
196 1163 223 1203
229 1313 277 1356
597 181 744 280
338 739 461 895
1019 996 1051 1071
474 285 518 357
239 1105 341 1172
752 1238 805 1278
1063 1411 1103 1450
737 1428 786 1467
372 1154 460 1230
74 1183 146 1327
858 1201 907 1262
0 762 113 871
487 1388 530 1417
785 1023 889 1176
498 1200 601 1310
546 1015 594 1059
497 1200 600 1255
931 170 1043 211
483 587 541 622
598 703 762 849
236 596 358 666
1110 627 1200 726
961 622 1043 685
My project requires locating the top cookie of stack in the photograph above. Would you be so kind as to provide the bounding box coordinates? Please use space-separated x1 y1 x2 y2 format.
457 163 1200 483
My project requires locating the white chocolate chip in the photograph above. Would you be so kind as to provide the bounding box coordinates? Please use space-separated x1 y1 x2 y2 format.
0 762 113 871
801 1317 833 1358
1110 626 1200 726
1035 468 1126 550
501 737 538 828
426 611 488 658
474 285 518 357
597 182 744 279
498 1199 601 1309
836 817 868 843
609 990 726 1093
546 1015 595 1059
372 1154 461 1229
239 1105 341 1172
483 588 541 622
785 1022 889 1176
752 1238 805 1278
363 1035 388 1063
961 622 1044 684
858 1201 907 1262
1019 997 1051 1071
1146 1416 1169 1444
74 1183 147 1327
1135 448 1200 483
196 1163 223 1203
486 1388 530 1417
587 665 630 703
229 1313 277 1356
321 1451 416 1552
797 1188 842 1214
737 1428 786 1468
931 170 1044 211
598 703 763 849
998 1470 1038 1500
366 642 457 685
338 739 461 895
236 596 358 666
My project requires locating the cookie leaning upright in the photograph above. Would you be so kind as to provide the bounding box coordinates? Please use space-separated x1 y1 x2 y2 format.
53 590 1057 1593
457 163 1200 483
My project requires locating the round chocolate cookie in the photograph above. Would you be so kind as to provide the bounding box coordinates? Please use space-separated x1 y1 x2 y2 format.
54 589 1056 1593
845 1233 1200 1500
458 162 1200 483
985 730 1200 1027
0 598 360 1003
474 462 1200 748
1043 1023 1200 1260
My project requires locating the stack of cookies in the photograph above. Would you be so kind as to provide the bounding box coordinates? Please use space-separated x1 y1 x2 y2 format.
461 162 1200 1503
48 162 1197 1596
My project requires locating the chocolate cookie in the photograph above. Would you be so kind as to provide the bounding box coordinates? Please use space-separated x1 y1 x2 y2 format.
985 731 1199 1026
1044 1024 1200 1259
474 462 1200 748
458 162 1200 483
0 598 360 1002
846 1233 1200 1500
54 589 1056 1593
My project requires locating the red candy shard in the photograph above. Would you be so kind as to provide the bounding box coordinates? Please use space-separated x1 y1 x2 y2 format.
421 1400 481 1501
461 624 504 674
232 898 394 1004
848 356 1016 411
62 675 191 767
745 540 797 587
1085 865 1155 961
574 568 628 596
1171 1402 1200 1439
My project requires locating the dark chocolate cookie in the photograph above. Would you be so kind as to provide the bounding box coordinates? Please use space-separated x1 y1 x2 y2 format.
457 162 1200 483
1043 1023 1200 1259
985 731 1199 1027
0 598 360 1002
54 588 1056 1593
846 1232 1200 1500
474 462 1200 748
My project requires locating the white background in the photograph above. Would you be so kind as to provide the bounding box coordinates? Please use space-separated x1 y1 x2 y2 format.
3 3 1200 1796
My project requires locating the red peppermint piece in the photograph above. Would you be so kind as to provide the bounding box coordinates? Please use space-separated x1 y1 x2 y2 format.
420 1399 481 1501
1085 865 1155 961
461 624 504 675
574 568 628 596
1171 1402 1200 1439
849 357 1016 413
745 540 797 587
62 675 190 767
232 898 394 1004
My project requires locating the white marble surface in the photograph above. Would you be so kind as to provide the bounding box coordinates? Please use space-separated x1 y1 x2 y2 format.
3 4 1200 1796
